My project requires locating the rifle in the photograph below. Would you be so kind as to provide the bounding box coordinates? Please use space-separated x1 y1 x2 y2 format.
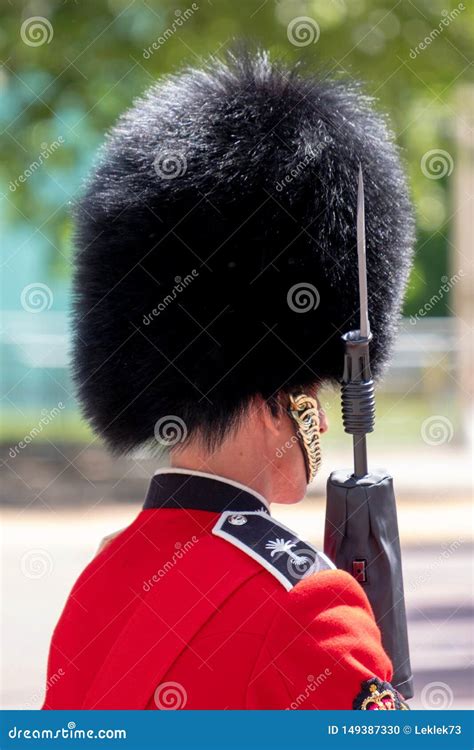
324 166 414 699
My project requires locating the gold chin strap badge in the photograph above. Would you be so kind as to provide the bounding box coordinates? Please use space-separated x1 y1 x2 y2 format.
288 393 322 484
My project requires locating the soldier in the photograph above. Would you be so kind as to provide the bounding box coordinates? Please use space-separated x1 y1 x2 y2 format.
43 51 413 710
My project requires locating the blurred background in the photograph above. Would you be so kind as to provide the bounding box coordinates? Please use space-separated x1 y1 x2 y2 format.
1 0 472 710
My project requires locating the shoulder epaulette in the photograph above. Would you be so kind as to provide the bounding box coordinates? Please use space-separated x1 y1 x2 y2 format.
212 510 334 590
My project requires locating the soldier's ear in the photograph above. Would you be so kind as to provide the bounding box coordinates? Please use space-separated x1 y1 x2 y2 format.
254 395 285 438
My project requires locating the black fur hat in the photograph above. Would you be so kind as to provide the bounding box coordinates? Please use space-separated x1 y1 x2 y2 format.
72 50 414 453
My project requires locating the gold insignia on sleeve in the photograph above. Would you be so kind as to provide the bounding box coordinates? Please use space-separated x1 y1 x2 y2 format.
361 682 397 710
353 677 410 711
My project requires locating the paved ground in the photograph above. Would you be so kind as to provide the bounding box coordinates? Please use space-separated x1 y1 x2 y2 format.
1 497 472 710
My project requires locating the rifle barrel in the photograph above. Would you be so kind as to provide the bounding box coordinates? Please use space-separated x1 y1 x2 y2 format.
353 434 368 477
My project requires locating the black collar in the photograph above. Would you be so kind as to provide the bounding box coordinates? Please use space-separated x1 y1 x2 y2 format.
143 470 270 514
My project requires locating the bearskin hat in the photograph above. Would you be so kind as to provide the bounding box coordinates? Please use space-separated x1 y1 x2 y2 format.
72 50 414 453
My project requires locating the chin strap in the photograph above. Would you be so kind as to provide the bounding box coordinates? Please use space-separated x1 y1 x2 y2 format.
288 393 322 484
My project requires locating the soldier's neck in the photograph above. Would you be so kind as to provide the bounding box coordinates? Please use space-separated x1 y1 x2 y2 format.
169 399 307 506
170 435 273 504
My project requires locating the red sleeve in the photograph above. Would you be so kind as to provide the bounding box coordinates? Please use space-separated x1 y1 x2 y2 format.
246 569 394 710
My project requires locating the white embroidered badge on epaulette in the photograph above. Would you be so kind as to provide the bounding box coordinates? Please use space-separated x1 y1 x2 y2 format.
212 511 334 590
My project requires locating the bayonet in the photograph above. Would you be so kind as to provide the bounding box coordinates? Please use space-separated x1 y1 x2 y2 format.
357 165 370 339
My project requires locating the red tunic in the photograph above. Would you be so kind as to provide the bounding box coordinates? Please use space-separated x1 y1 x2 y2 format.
42 471 403 710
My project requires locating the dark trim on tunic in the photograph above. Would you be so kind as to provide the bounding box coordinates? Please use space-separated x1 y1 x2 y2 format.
143 472 269 514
